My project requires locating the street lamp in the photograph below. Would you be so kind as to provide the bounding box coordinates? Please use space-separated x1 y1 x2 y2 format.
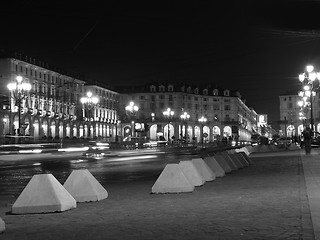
7 76 32 136
198 116 207 147
80 91 99 138
125 101 139 139
298 65 320 132
163 108 174 143
180 111 190 142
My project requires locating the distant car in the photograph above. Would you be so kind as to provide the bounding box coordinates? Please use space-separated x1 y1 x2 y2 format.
143 140 167 148
83 141 110 158
143 141 158 148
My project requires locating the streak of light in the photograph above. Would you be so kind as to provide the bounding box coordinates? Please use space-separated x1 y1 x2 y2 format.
19 149 43 154
109 155 158 162
32 162 41 166
58 147 89 152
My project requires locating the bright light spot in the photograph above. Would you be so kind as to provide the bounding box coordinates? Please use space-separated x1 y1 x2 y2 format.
307 65 314 73
32 162 41 166
19 149 43 154
58 147 89 152
70 159 85 163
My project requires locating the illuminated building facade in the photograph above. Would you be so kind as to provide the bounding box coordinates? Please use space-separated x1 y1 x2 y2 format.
118 84 258 143
279 92 312 138
0 55 119 141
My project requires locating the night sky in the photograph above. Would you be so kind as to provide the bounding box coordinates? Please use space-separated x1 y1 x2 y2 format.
1 1 320 127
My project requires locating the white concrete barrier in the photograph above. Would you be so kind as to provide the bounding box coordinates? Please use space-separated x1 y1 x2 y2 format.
179 161 205 187
152 164 194 194
228 153 244 169
12 174 76 214
213 154 232 173
203 156 225 177
239 151 252 164
63 169 108 202
192 158 216 181
235 153 249 167
221 152 238 171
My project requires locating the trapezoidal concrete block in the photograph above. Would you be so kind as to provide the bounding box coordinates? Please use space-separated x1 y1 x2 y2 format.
221 152 238 171
235 153 249 167
239 152 252 164
12 174 76 214
242 147 251 155
203 156 225 177
63 169 108 202
213 154 232 173
179 161 205 187
0 217 5 233
228 153 244 169
191 158 216 181
152 164 194 194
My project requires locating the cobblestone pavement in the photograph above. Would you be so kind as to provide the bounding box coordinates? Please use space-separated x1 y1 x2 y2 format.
0 149 316 240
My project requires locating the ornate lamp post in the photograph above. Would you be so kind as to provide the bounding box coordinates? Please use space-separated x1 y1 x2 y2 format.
125 101 139 139
80 91 99 138
7 76 31 136
180 111 190 142
163 108 174 143
198 116 207 147
299 65 320 133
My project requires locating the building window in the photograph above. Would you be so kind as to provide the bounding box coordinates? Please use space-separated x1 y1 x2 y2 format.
159 85 165 92
169 95 173 101
195 97 198 101
213 89 219 96
150 85 156 92
168 85 174 91
194 88 199 94
288 102 293 109
203 89 208 95
224 105 230 110
150 102 156 111
159 95 164 99
224 90 230 96
213 104 220 110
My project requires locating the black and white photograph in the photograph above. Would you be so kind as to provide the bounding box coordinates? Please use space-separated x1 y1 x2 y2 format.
0 1 320 239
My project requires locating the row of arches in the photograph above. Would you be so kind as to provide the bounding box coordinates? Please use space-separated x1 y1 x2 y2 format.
2 114 117 140
123 123 251 142
286 123 320 137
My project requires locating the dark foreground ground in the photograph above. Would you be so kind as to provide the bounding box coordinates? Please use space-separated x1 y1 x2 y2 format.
0 149 317 240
